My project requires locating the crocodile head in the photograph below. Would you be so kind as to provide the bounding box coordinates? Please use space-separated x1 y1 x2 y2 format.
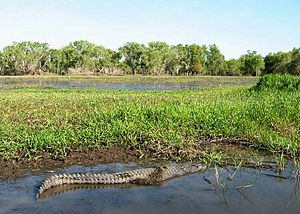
180 162 207 173
160 162 207 181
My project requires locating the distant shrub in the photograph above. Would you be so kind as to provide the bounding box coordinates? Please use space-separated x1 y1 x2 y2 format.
253 74 300 91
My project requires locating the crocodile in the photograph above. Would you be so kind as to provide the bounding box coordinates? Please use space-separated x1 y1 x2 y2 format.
37 163 206 199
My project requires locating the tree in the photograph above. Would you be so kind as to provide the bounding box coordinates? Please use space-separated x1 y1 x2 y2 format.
1 42 49 75
141 41 171 75
96 48 122 75
171 44 188 75
225 59 242 76
118 42 145 75
185 44 207 75
47 48 65 74
164 44 207 76
62 40 105 73
264 51 292 74
1 40 298 77
206 44 225 75
239 50 265 76
288 48 300 75
164 45 184 76
0 50 4 75
47 40 121 75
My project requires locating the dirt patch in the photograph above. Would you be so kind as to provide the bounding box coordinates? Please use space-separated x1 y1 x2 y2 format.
0 138 275 180
0 145 138 180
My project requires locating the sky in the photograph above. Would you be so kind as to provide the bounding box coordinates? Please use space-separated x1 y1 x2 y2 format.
0 0 299 59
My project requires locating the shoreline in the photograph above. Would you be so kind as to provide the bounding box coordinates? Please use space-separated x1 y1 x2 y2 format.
0 138 284 180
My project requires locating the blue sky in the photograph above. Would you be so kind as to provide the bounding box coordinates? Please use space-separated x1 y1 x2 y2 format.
0 0 299 58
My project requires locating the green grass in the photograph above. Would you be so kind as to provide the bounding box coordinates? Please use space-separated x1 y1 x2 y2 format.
254 74 300 91
0 75 299 161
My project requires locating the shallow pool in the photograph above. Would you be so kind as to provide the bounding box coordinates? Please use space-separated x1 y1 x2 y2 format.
0 162 299 214
0 77 258 90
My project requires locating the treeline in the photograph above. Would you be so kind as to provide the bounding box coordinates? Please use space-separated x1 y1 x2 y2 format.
0 40 299 76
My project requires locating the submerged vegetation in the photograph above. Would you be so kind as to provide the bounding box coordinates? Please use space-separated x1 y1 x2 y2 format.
0 75 299 163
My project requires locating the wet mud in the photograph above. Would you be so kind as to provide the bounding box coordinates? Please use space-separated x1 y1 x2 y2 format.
0 146 137 180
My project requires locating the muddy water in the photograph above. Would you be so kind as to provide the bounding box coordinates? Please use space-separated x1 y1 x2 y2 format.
0 77 258 90
0 162 299 214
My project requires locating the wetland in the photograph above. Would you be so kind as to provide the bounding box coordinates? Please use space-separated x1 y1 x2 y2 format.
0 74 299 213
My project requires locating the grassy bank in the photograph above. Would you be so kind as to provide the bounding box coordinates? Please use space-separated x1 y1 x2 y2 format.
0 75 299 161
